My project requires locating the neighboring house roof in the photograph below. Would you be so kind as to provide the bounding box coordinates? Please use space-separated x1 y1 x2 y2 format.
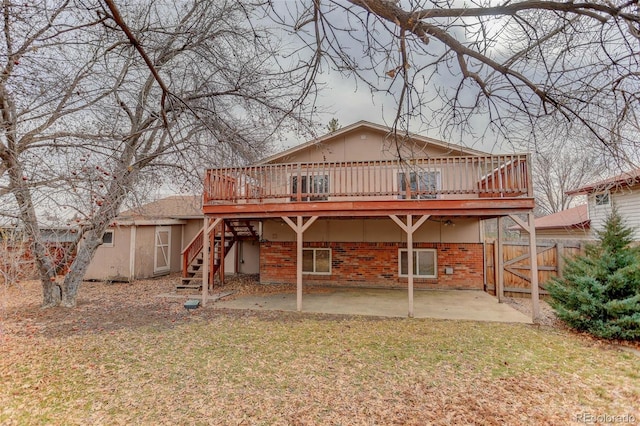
533 205 590 230
257 120 489 165
507 205 590 233
117 195 202 223
566 168 640 195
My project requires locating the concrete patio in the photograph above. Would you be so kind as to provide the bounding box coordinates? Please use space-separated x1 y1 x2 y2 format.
212 288 533 323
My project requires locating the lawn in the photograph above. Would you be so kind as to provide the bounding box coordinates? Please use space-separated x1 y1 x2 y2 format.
1 277 639 425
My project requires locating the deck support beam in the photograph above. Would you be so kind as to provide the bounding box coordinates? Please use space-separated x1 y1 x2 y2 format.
281 216 318 311
218 220 226 287
202 217 222 306
508 213 540 322
390 214 430 318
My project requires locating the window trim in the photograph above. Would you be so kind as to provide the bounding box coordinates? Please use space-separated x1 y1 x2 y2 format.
397 169 442 200
302 247 332 275
398 248 437 278
594 192 610 206
101 229 115 248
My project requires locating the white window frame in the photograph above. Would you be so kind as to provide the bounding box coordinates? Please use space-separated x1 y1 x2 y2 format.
396 169 442 200
302 248 332 275
595 192 610 206
398 248 437 278
101 229 115 247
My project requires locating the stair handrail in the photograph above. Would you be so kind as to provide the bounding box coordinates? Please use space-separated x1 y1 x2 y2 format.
181 228 204 277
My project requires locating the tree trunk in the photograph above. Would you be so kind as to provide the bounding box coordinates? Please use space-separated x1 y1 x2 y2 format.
58 167 137 307
42 278 62 308
5 148 59 307
60 232 102 308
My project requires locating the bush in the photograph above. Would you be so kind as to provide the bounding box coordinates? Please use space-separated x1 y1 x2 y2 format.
546 207 640 340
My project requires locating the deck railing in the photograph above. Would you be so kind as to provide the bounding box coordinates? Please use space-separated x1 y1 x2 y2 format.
204 154 530 204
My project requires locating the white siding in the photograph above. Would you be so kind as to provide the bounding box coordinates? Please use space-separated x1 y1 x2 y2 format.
588 187 640 239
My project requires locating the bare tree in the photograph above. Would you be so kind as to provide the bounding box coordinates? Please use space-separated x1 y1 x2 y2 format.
532 143 606 215
0 1 312 307
269 0 640 156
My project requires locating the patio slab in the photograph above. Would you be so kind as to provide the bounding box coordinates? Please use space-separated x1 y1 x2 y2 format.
213 288 533 324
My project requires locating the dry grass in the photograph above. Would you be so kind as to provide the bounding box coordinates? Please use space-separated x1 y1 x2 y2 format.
1 275 639 425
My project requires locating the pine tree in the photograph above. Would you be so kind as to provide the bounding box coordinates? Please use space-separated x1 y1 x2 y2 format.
326 118 341 133
547 206 640 340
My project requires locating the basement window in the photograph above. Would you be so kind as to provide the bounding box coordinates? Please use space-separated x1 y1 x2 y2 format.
303 248 331 274
399 249 437 278
101 230 114 247
595 192 610 206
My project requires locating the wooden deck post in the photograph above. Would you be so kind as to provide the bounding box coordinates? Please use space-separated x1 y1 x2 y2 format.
202 217 210 306
407 215 414 318
508 213 540 322
201 217 222 306
496 216 505 302
281 216 318 311
296 216 303 311
528 211 540 321
219 221 225 287
390 214 430 318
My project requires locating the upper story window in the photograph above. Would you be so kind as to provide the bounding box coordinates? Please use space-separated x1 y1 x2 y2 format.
291 175 329 201
398 171 441 199
595 192 610 206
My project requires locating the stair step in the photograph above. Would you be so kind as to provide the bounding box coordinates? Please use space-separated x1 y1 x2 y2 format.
176 283 202 290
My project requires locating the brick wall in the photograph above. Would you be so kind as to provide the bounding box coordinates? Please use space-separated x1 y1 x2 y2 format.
260 241 484 290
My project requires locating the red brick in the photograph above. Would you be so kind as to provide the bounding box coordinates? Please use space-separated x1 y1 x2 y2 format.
260 242 483 290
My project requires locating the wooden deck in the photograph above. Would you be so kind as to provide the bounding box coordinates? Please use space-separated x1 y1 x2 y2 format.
202 154 534 217
196 153 541 320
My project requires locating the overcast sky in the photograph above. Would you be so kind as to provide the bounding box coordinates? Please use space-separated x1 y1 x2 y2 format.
281 68 512 155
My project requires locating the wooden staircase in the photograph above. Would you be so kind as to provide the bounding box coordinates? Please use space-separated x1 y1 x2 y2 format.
177 220 257 291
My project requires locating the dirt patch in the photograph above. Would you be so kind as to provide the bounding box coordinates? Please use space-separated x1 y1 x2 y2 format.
503 296 561 328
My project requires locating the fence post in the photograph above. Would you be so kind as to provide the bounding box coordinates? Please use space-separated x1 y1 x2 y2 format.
556 242 564 279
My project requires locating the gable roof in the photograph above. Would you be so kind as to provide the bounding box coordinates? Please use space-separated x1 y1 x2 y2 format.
257 120 489 165
118 195 202 221
567 168 640 195
533 205 590 230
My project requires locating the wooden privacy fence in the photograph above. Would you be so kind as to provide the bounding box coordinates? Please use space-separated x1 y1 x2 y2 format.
485 240 585 297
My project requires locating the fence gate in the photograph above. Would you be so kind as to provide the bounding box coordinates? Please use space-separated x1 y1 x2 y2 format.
484 241 584 297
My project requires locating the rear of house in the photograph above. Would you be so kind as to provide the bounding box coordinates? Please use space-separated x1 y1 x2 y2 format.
188 121 540 318
253 122 486 290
